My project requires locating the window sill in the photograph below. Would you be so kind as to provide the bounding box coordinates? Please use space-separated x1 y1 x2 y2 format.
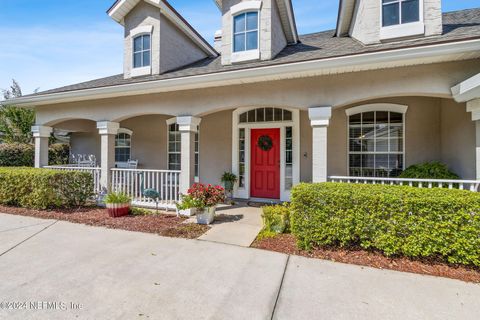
131 66 151 78
380 21 425 41
231 50 260 64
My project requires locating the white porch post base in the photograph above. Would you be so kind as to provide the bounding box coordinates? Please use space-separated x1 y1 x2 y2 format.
97 121 119 191
32 126 53 168
177 116 201 195
309 107 332 183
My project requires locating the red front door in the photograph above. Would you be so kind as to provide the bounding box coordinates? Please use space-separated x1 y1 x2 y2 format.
251 128 280 199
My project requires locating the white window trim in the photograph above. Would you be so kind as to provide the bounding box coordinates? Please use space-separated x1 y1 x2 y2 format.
232 107 300 202
131 25 153 77
231 6 261 64
380 0 424 41
115 128 133 166
345 103 407 177
166 117 200 180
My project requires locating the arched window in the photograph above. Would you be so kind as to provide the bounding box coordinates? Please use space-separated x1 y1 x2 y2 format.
233 11 259 52
115 129 132 163
347 104 407 177
239 107 292 123
133 34 151 68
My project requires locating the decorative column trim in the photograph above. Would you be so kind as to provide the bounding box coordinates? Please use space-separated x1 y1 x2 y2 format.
31 125 53 138
97 121 120 135
176 116 201 132
308 106 332 127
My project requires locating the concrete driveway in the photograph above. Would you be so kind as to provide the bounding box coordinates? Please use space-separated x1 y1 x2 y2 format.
1 213 479 320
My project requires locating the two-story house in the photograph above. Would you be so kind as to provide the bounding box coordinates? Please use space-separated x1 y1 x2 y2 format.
9 0 480 208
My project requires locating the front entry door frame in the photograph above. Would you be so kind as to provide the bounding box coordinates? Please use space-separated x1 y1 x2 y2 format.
232 107 300 202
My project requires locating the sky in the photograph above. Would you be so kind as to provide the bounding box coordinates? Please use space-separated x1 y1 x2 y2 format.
0 0 478 95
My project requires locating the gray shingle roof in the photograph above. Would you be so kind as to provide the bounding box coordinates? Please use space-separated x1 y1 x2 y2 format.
31 8 480 97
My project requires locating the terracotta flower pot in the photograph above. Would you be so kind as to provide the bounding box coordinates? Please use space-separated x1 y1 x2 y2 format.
106 203 130 218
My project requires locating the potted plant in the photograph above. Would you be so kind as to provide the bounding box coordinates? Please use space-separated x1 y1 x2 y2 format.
177 183 225 225
221 172 237 197
104 192 131 218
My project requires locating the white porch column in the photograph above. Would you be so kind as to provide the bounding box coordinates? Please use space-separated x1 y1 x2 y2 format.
308 106 332 183
32 126 53 168
177 116 201 194
467 99 480 179
97 121 119 191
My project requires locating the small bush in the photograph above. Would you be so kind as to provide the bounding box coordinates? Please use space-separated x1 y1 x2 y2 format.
104 192 131 204
291 183 480 267
262 204 291 234
49 143 70 165
400 162 459 180
0 167 94 209
0 143 34 166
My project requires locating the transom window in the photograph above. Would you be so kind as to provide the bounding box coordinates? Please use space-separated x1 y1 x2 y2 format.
239 108 292 123
349 111 404 177
233 12 259 52
382 0 420 27
133 34 151 68
115 132 132 163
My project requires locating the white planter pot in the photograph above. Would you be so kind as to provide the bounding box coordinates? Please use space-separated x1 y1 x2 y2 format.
196 207 216 225
177 208 197 217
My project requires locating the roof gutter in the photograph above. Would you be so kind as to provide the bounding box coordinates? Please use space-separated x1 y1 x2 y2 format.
9 38 480 107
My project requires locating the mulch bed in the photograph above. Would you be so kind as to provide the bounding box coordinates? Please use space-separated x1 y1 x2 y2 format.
0 205 209 239
252 234 480 283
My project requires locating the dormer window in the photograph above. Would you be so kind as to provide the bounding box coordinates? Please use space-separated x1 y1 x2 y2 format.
380 0 424 41
233 12 259 52
382 0 420 27
133 34 151 68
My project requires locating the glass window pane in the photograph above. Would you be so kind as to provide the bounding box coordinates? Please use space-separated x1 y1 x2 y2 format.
363 112 375 124
246 12 258 30
143 51 151 67
383 2 400 26
283 110 292 121
274 108 283 121
390 124 403 139
376 111 389 123
248 109 256 122
402 0 419 23
234 13 246 33
390 138 403 152
390 112 403 123
256 108 265 122
133 52 142 68
234 33 246 52
286 151 292 164
286 127 292 139
363 139 375 152
376 123 389 139
265 108 274 121
239 128 245 139
134 37 142 52
350 139 362 152
349 126 362 139
349 113 361 124
143 35 150 50
376 139 389 152
246 31 258 50
362 125 375 139
239 112 247 123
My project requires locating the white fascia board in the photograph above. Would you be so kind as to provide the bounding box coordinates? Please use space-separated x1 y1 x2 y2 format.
452 73 480 102
9 38 480 107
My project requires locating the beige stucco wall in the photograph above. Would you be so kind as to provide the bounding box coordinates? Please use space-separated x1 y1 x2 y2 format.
198 110 233 185
440 99 476 179
350 0 442 44
326 96 474 179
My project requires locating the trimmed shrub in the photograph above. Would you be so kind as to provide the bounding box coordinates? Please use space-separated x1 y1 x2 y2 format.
0 143 34 167
291 183 480 267
399 162 459 180
262 204 291 234
49 143 70 165
0 168 94 209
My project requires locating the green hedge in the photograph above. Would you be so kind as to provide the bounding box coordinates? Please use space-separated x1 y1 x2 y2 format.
49 143 70 165
291 183 480 267
0 168 94 209
262 204 291 234
399 162 459 180
0 143 34 167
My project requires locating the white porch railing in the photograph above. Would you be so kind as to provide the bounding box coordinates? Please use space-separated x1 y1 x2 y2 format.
44 166 102 194
328 176 480 192
111 169 181 210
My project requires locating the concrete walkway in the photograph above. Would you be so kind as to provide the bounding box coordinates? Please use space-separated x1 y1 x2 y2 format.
1 213 480 320
197 202 263 247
